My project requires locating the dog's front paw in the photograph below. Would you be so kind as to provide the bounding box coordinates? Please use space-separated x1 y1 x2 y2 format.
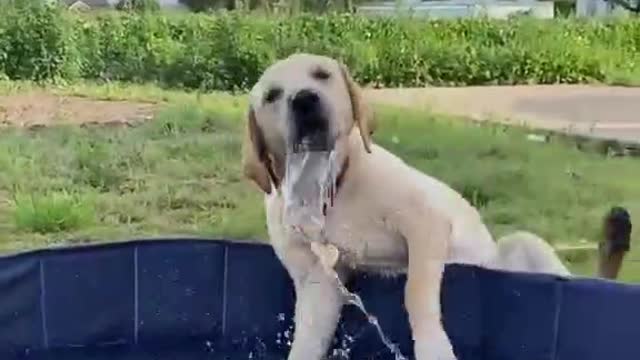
310 242 340 272
413 328 457 360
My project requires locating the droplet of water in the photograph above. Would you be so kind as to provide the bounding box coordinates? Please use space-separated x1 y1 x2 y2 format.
204 340 214 352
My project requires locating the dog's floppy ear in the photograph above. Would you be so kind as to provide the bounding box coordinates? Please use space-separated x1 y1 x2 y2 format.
242 106 278 194
339 63 373 153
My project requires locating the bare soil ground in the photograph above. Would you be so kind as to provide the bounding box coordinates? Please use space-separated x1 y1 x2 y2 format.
1 85 639 146
0 91 156 128
364 85 640 144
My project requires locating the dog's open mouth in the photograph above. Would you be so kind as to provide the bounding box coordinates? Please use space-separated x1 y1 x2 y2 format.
282 147 338 242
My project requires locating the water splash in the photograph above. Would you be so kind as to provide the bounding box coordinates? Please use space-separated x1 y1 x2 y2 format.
326 268 408 360
275 314 294 348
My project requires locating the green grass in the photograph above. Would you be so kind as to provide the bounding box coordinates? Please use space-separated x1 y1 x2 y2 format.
13 191 96 234
0 82 638 282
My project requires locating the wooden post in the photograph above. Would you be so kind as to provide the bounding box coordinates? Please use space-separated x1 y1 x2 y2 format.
598 206 632 280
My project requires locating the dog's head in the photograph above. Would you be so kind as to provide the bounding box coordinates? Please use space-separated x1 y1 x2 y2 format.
242 53 375 194
242 53 375 238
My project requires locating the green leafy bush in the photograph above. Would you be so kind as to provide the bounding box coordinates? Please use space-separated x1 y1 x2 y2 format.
0 0 79 82
1 2 639 90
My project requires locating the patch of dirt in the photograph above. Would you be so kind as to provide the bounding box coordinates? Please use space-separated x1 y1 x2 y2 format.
0 91 156 128
364 85 640 145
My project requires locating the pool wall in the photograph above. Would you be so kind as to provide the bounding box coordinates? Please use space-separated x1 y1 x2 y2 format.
0 237 638 359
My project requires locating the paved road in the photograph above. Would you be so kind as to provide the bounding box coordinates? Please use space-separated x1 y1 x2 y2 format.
365 85 640 144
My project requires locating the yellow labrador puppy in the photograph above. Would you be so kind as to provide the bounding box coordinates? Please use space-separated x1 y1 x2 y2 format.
242 53 570 360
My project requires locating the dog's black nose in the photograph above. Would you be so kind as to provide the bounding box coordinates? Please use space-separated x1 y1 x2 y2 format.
291 89 320 115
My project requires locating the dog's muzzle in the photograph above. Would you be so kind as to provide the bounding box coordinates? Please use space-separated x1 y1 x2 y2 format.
289 89 333 152
283 89 339 241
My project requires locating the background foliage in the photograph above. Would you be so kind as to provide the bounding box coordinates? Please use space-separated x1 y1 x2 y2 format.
1 1 640 91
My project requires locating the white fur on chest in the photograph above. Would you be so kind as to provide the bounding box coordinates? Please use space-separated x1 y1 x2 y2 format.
264 189 407 272
323 195 408 271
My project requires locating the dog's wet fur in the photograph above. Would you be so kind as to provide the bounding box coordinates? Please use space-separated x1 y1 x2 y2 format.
242 53 572 360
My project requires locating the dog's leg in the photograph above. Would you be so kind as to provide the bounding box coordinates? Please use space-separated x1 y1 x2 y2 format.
401 209 457 360
277 242 344 360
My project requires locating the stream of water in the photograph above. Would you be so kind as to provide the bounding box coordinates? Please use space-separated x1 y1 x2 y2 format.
325 268 408 360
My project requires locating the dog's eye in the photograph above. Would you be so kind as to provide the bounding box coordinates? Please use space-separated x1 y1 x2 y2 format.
311 67 331 81
264 87 283 104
